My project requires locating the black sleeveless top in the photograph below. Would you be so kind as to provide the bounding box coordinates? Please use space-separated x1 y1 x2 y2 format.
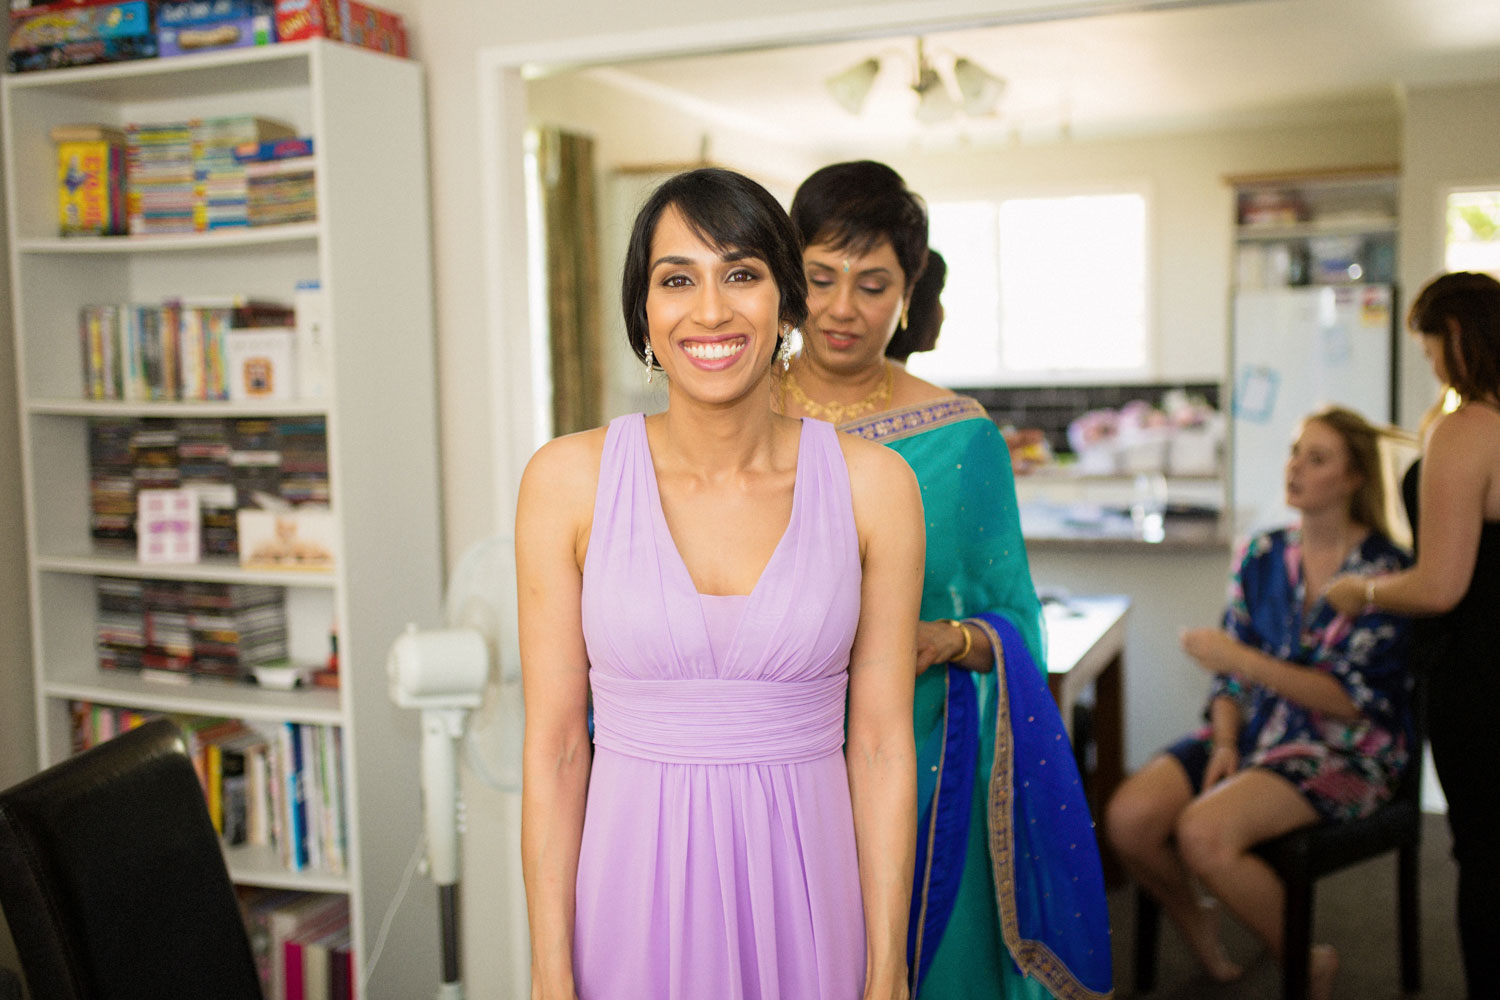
1403 459 1500 676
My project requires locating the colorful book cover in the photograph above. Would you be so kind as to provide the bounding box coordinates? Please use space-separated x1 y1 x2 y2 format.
55 137 126 236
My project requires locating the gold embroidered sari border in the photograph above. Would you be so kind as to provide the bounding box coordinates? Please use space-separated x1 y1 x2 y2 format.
838 396 990 443
970 616 1114 1000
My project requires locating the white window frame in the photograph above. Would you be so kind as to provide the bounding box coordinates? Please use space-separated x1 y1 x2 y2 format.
908 182 1155 388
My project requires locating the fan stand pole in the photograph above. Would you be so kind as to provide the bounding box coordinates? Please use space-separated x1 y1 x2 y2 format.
423 708 470 1000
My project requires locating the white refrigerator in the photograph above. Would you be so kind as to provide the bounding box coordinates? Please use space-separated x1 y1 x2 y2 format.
1230 284 1397 536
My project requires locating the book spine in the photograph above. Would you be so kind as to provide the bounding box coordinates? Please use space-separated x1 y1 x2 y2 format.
286 721 308 871
283 938 305 1000
81 307 105 399
207 739 224 833
300 722 323 870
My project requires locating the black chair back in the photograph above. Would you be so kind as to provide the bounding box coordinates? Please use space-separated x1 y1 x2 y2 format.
0 718 263 1000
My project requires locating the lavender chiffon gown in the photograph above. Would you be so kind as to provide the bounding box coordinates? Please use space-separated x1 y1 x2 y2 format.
575 413 866 999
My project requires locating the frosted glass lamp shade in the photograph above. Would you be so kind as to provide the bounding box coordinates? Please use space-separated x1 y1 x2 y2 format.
826 58 880 114
953 58 1005 116
913 66 957 124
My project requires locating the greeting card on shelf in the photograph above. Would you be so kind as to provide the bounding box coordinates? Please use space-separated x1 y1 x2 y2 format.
237 504 337 571
137 489 201 564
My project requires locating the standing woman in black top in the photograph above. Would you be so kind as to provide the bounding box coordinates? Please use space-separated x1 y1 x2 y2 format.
1328 270 1500 999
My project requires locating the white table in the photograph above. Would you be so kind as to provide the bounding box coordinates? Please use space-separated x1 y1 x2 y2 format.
1043 593 1130 885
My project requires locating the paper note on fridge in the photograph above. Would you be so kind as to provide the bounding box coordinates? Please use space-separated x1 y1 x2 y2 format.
1234 365 1280 424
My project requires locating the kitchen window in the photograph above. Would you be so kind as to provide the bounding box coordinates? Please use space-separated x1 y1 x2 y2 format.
1446 187 1500 277
908 191 1150 386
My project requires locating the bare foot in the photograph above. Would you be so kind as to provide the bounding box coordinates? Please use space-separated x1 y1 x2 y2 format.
1309 943 1339 1000
1182 898 1244 983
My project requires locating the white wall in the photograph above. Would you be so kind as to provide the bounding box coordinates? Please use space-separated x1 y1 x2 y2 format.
1398 80 1500 427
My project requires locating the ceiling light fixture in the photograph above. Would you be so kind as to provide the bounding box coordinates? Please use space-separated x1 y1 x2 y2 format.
825 57 880 114
823 37 1006 124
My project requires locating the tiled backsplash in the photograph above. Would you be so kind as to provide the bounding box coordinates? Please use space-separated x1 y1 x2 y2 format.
956 382 1222 456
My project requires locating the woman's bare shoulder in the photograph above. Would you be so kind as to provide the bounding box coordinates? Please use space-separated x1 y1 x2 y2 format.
890 363 958 407
518 426 609 515
837 430 919 499
1429 402 1500 451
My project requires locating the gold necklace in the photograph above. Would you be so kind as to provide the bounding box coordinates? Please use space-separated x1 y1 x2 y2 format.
783 360 894 424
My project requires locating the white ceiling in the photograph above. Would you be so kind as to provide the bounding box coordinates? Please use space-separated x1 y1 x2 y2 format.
562 0 1500 153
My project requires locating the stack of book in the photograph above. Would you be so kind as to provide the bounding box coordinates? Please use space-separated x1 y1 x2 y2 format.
193 117 297 230
87 415 334 557
176 418 238 557
141 578 195 681
67 706 349 885
68 700 152 753
238 890 354 1000
94 578 290 682
131 419 181 496
279 417 329 506
89 418 138 550
237 137 316 227
186 582 288 682
231 417 285 508
96 578 147 672
81 296 295 401
126 120 196 235
80 304 122 399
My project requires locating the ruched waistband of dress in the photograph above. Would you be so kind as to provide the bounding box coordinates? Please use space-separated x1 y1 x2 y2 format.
589 672 848 765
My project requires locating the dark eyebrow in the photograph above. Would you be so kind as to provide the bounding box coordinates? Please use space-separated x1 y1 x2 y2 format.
651 250 765 270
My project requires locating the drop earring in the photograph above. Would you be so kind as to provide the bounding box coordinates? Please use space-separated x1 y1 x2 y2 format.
778 331 793 372
899 304 909 331
643 341 655 383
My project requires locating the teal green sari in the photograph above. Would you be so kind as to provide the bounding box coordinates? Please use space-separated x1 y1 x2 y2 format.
842 398 1112 1000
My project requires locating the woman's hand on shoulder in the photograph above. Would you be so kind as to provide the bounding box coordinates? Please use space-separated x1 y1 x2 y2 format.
1324 573 1369 617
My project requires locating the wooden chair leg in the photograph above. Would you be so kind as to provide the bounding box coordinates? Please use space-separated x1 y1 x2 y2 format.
1399 842 1422 992
1134 887 1160 993
1282 875 1313 1000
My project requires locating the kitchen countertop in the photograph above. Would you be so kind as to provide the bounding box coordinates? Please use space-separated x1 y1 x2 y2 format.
1020 501 1234 551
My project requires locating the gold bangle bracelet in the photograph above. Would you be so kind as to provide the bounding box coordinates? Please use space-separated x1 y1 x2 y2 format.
939 618 973 663
1365 577 1377 606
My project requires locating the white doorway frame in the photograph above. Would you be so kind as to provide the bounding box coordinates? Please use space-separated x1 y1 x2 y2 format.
474 0 1224 528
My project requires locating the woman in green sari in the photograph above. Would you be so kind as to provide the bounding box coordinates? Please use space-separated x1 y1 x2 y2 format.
779 161 1112 1000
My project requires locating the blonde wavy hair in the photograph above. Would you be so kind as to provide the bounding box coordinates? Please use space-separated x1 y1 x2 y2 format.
1301 405 1390 539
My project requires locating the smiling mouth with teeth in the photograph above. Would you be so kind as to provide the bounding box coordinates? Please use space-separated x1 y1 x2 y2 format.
683 340 745 360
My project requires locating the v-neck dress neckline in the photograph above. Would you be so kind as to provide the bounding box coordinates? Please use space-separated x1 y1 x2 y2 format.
638 415 808 601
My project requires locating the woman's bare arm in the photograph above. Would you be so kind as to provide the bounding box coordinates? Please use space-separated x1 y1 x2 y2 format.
517 432 601 1000
1328 406 1495 616
843 438 924 1000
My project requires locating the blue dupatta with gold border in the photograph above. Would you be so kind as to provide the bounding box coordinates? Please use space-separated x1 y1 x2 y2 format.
842 398 1112 1000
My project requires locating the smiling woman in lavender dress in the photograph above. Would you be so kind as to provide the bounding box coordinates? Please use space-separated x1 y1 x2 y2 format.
516 167 925 1000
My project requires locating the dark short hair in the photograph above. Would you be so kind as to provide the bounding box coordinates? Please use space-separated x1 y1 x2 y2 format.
1408 270 1500 403
888 249 947 361
789 160 928 294
621 167 808 368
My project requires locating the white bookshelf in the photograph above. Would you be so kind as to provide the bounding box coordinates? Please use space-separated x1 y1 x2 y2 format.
4 40 444 996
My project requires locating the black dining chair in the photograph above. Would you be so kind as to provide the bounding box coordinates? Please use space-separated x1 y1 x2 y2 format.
1133 687 1425 1000
0 717 264 1000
